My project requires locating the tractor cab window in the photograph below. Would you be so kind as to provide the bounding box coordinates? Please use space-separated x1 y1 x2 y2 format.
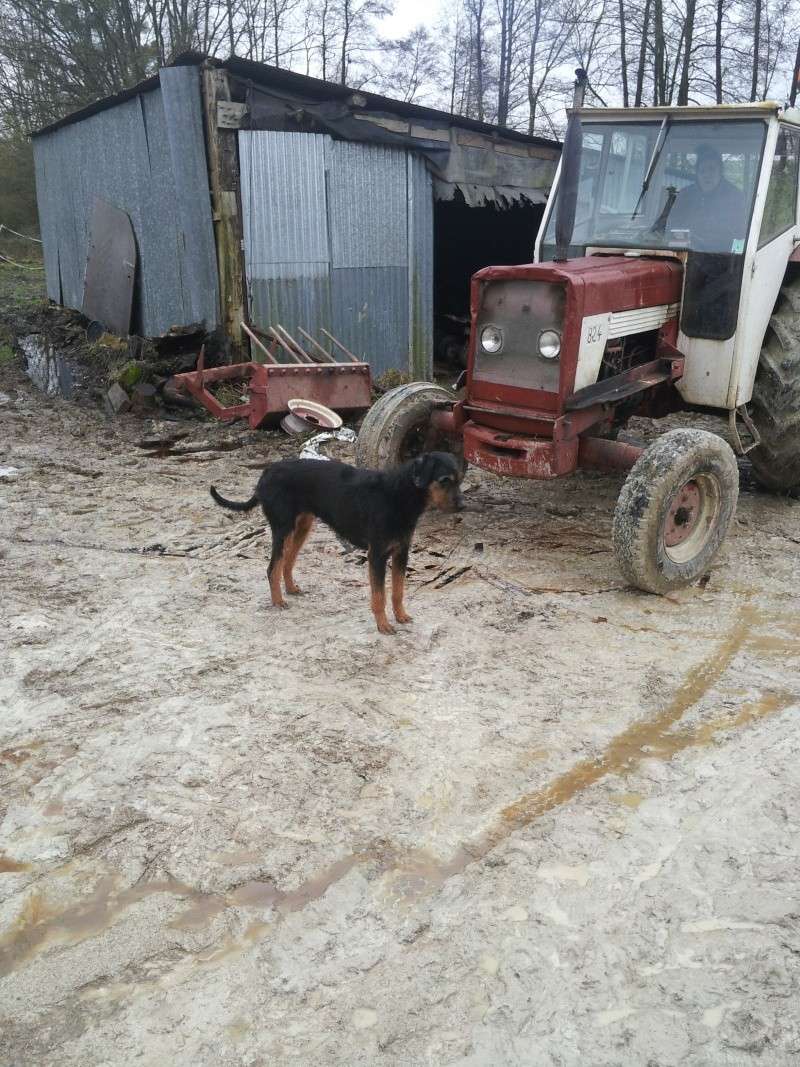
542 119 766 257
759 128 800 247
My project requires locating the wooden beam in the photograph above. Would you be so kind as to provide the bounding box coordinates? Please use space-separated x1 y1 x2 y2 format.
202 64 246 361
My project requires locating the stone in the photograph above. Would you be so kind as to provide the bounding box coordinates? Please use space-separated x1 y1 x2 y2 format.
106 382 131 415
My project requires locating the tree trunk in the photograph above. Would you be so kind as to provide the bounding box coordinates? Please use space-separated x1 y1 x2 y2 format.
653 0 664 105
634 0 651 107
340 0 350 84
750 0 762 102
474 0 485 121
677 0 695 104
527 0 542 132
715 0 723 102
618 0 629 107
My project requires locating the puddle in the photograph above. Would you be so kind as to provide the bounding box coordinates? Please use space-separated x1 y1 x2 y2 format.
483 606 767 847
0 876 226 977
0 855 31 874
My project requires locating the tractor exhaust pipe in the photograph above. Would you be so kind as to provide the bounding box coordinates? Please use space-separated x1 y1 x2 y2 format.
554 68 586 263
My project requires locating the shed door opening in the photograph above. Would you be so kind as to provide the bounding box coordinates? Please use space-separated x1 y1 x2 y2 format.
433 192 545 369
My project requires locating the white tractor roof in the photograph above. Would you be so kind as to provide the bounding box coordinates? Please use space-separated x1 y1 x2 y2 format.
572 102 800 126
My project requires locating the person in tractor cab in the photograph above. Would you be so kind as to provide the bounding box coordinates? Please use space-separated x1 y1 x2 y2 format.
668 144 744 251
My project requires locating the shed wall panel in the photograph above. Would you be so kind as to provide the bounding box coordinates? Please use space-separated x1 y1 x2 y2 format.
239 132 332 346
239 132 330 266
239 130 435 376
326 142 407 268
408 154 434 378
32 81 218 336
160 66 220 326
330 267 408 375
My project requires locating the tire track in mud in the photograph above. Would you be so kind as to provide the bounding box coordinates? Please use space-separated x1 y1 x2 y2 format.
2 603 797 982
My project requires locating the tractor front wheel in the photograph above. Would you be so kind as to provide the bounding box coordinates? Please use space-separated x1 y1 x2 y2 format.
612 429 739 594
748 276 800 491
356 382 464 472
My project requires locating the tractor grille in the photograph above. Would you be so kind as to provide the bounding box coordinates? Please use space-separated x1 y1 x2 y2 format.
474 280 566 392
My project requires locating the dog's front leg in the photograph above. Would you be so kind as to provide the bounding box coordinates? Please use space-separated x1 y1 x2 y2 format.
391 545 412 624
368 548 395 635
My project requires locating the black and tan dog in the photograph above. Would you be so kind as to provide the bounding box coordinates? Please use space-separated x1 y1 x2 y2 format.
210 452 463 634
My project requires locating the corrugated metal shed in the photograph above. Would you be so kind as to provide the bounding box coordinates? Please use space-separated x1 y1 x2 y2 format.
32 54 559 376
32 66 218 336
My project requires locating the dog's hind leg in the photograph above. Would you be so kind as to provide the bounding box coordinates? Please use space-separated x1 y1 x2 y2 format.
283 513 314 595
267 522 292 609
368 547 395 635
391 544 412 624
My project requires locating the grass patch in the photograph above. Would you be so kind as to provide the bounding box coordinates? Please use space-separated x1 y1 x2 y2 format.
0 258 47 315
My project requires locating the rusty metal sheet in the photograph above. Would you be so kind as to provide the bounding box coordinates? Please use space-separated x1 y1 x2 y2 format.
81 198 136 336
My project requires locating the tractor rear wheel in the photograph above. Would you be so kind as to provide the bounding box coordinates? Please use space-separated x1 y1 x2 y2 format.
613 429 739 594
356 382 464 472
748 276 800 491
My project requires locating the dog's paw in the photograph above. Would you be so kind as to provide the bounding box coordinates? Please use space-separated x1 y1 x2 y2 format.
394 610 413 624
285 583 303 595
376 619 396 636
271 599 290 610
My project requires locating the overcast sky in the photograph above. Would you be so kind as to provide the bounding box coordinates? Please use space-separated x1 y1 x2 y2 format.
380 0 442 36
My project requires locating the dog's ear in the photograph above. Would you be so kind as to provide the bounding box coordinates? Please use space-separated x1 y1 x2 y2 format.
411 454 433 488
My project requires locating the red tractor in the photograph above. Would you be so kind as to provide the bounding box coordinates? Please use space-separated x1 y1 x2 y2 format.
357 95 800 593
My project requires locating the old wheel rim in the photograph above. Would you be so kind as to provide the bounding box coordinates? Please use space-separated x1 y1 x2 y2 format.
663 474 721 564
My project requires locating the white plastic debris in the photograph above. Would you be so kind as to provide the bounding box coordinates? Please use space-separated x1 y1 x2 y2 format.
0 466 21 481
299 427 357 460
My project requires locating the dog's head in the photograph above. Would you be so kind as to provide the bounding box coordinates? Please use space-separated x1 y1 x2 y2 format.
411 452 464 512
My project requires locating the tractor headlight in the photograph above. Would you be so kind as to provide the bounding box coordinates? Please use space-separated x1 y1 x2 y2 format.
480 324 504 354
538 329 561 360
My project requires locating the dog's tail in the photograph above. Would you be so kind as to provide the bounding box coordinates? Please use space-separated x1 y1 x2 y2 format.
209 485 259 512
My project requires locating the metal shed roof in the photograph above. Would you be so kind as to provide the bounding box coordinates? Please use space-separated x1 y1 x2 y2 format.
32 52 561 153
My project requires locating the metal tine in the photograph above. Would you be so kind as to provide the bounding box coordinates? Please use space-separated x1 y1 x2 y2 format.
249 323 285 359
320 328 361 364
266 326 304 364
298 326 336 363
275 323 315 364
241 322 278 365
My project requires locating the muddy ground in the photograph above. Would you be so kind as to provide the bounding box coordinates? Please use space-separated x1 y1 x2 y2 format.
2 342 800 1066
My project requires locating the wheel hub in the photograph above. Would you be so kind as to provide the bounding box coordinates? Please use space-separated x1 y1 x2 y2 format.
664 481 702 547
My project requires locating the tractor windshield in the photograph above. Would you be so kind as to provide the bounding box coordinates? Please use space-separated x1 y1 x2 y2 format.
541 119 767 257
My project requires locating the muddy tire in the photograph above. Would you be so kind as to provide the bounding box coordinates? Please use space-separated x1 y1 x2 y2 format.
612 429 739 594
356 382 464 472
748 276 800 491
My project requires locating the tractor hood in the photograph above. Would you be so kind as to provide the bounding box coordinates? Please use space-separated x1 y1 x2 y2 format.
468 255 684 416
